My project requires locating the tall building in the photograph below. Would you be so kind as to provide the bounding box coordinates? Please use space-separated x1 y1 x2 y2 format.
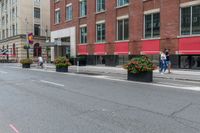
50 0 200 69
0 0 50 62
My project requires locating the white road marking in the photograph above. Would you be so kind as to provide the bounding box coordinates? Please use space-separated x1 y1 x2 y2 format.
91 76 200 91
0 71 8 74
9 124 19 133
40 80 64 87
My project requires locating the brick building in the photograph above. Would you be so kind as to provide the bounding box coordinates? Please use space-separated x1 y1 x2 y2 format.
50 0 200 69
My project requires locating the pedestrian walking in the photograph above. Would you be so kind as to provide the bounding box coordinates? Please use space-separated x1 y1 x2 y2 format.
160 51 166 74
38 56 44 68
165 49 171 73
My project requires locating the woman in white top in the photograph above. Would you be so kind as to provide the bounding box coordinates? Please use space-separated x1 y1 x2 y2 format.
160 51 166 74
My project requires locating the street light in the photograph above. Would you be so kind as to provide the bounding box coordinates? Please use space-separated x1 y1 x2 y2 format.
24 17 30 59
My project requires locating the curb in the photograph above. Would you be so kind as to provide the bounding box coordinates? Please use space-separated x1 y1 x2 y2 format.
154 76 200 82
9 65 200 82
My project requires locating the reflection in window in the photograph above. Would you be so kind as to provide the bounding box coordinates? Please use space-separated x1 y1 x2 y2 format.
144 13 160 38
181 5 200 35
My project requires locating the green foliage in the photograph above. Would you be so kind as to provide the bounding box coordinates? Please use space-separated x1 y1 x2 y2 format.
54 56 66 64
20 58 33 65
123 56 156 74
54 56 71 68
56 63 69 69
46 47 51 51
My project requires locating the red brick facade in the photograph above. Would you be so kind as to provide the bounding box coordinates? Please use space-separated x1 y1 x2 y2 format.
50 0 200 69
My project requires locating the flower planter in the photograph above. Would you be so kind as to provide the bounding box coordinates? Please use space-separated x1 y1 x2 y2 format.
128 71 153 82
56 67 68 72
22 64 30 68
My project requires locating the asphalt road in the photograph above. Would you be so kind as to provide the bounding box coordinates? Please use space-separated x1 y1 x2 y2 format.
0 65 200 133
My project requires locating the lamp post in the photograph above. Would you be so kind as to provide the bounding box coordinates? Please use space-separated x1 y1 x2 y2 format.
39 25 49 63
25 17 30 59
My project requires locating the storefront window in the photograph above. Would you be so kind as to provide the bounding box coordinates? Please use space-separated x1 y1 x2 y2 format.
180 56 190 69
118 55 128 65
191 56 200 69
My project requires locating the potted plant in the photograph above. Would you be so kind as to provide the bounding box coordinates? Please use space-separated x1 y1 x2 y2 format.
123 56 156 82
20 58 33 68
54 56 71 72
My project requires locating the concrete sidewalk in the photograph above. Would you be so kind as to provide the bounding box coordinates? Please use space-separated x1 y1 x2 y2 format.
5 63 200 82
42 63 200 82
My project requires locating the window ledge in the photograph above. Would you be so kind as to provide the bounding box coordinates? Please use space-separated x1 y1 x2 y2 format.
116 4 129 9
65 20 72 23
141 37 161 40
95 10 106 15
54 23 60 25
115 40 129 43
177 35 200 38
94 42 107 44
78 43 88 45
79 16 87 19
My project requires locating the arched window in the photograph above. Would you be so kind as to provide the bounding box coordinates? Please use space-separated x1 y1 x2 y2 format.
33 43 42 57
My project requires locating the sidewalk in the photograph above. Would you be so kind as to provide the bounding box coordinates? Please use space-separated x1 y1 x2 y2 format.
41 63 200 82
5 63 200 82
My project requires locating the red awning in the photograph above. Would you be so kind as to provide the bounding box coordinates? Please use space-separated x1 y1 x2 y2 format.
179 37 200 54
94 44 106 55
141 40 160 55
78 45 88 55
114 42 129 55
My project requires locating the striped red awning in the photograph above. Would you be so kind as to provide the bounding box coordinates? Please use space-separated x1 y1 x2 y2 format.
141 40 160 55
179 37 200 54
114 42 129 55
94 44 106 55
78 45 88 55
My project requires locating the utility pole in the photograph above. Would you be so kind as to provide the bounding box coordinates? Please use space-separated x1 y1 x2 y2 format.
25 17 29 58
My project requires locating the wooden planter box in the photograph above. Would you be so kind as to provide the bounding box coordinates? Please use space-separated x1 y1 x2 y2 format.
56 67 68 72
128 71 153 82
22 64 30 68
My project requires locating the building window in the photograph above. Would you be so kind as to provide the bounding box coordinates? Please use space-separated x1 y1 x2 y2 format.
12 25 15 36
96 0 105 12
6 29 8 38
34 24 40 36
33 43 42 57
80 0 87 17
80 26 87 44
96 22 105 42
13 43 16 55
181 5 200 35
66 4 72 21
117 18 129 41
117 0 129 7
34 8 40 19
12 8 15 21
55 9 61 24
2 30 5 39
144 12 160 38
54 0 59 3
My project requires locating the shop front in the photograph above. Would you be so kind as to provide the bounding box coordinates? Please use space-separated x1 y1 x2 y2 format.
178 36 200 69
